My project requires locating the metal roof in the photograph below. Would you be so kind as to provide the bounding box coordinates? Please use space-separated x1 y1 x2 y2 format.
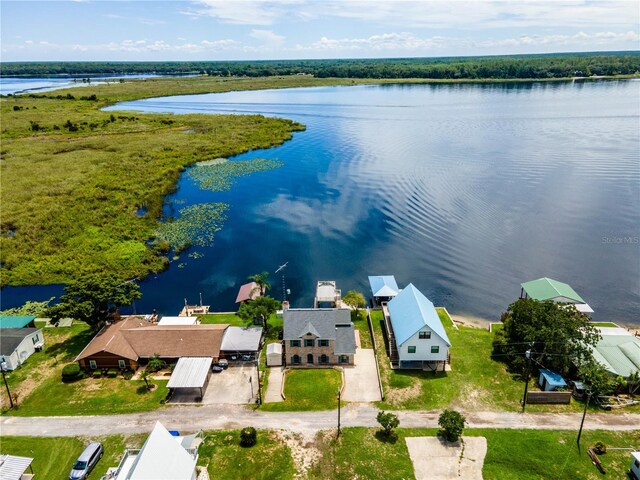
157 316 197 326
220 326 263 352
521 277 586 304
0 454 33 480
539 368 567 388
387 284 451 347
368 276 399 298
235 282 262 303
591 327 640 378
124 421 197 480
0 316 36 329
167 357 212 389
266 343 282 355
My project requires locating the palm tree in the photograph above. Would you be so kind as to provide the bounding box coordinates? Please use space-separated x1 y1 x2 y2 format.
247 271 270 295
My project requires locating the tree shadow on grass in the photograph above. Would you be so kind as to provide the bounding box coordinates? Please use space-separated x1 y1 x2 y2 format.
45 328 94 362
374 430 398 444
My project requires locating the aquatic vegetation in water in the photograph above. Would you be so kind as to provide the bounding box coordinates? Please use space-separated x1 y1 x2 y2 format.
188 251 204 259
188 158 284 192
156 203 229 251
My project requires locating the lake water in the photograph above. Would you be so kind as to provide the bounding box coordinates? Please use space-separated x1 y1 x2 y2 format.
0 75 166 95
3 81 639 323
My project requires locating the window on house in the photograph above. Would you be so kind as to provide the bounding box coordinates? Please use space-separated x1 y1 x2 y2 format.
318 339 329 347
431 346 440 353
419 331 431 339
338 355 349 364
304 339 315 347
291 355 301 364
89 360 97 370
118 359 126 369
32 334 40 344
408 346 416 353
307 354 314 364
319 354 329 364
290 340 301 347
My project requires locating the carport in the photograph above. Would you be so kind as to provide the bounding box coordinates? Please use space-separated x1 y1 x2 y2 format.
167 357 212 399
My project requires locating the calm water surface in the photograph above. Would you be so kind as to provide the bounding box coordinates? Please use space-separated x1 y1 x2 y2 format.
5 81 640 323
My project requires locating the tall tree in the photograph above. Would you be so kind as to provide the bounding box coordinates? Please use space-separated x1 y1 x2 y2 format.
247 271 271 295
343 290 365 316
237 296 280 333
45 273 141 329
493 298 599 376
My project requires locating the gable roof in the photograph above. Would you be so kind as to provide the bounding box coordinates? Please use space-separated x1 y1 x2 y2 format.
75 317 228 362
125 421 197 480
283 309 351 340
368 276 399 298
387 284 451 347
521 277 586 303
0 316 36 329
0 328 41 356
283 309 355 354
235 282 262 303
591 327 640 378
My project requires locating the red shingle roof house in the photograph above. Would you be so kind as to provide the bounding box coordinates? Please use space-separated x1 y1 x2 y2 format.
75 316 228 371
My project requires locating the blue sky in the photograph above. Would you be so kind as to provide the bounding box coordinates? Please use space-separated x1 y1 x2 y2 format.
1 1 638 61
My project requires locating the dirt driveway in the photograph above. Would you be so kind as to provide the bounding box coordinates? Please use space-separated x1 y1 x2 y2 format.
342 349 382 402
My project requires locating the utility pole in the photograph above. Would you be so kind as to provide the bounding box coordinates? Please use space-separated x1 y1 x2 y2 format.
521 349 531 413
577 390 592 446
1 362 13 409
337 388 342 437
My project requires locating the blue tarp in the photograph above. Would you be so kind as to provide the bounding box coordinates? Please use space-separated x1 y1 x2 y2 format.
539 368 567 389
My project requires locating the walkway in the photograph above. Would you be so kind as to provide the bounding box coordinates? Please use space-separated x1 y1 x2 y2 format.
264 366 284 403
1 405 638 437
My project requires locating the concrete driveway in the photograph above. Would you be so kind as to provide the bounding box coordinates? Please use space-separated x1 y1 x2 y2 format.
342 349 382 402
264 366 284 403
171 365 256 404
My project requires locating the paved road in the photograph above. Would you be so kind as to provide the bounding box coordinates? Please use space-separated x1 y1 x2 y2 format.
1 405 638 437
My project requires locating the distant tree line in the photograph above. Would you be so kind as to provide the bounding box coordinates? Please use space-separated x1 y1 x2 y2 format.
1 52 638 80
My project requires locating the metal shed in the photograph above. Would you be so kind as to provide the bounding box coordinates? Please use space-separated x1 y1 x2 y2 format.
266 343 283 367
538 368 567 391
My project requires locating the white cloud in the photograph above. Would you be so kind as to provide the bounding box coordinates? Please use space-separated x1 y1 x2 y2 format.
185 0 303 25
250 29 285 47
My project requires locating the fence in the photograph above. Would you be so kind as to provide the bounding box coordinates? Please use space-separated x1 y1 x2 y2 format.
526 391 572 404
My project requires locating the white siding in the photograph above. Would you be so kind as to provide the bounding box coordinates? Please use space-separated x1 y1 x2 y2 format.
3 330 42 370
398 326 449 362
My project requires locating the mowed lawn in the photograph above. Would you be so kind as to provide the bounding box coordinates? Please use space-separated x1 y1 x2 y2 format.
1 430 293 480
309 427 640 480
2 321 169 416
260 368 342 412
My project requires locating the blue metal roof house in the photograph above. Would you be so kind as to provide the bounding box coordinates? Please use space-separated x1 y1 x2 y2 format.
386 284 451 370
538 368 567 392
368 276 400 305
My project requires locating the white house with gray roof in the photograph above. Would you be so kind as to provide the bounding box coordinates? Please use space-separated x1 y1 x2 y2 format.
283 309 356 366
385 284 451 370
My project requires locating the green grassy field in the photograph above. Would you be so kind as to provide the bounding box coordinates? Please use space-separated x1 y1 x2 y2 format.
260 368 342 412
2 428 637 479
0 77 308 286
372 309 638 413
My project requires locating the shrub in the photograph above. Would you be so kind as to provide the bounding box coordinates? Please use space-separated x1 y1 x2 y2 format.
438 409 466 442
240 427 257 447
147 354 166 372
62 363 81 380
593 441 607 455
122 369 134 380
376 411 400 437
106 368 118 378
92 370 102 378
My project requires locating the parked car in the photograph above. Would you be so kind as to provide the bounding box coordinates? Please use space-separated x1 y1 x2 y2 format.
69 442 103 480
216 359 229 369
212 365 224 373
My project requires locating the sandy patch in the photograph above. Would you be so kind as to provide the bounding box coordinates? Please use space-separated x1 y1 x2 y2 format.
449 314 493 330
406 436 487 480
275 430 322 479
385 379 421 404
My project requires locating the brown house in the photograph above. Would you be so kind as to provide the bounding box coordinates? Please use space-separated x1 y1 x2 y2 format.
283 309 356 366
75 316 228 370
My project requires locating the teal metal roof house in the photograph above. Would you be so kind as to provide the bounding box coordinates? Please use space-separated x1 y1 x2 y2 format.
0 316 36 329
386 284 451 370
520 277 593 313
591 327 640 379
368 275 399 304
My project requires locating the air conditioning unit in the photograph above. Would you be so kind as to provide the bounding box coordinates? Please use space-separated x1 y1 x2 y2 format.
34 343 44 352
